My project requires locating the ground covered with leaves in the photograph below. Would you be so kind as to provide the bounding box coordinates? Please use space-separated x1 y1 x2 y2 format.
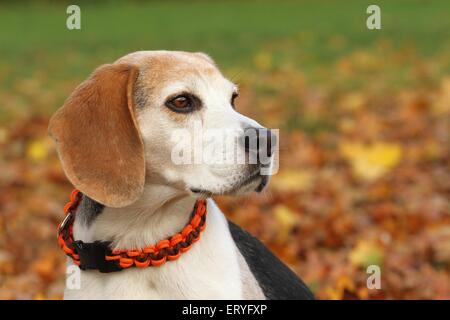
1 42 449 299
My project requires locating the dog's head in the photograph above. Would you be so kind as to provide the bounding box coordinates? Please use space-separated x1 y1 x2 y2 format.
49 51 276 208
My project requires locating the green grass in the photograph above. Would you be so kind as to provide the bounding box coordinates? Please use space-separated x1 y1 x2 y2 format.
0 0 449 121
1 0 449 71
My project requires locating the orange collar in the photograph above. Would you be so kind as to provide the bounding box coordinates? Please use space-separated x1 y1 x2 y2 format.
57 189 207 272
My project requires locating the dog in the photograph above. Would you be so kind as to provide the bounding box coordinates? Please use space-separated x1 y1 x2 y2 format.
49 51 313 300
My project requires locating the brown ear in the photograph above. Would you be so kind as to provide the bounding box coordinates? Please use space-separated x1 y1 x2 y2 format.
48 63 145 208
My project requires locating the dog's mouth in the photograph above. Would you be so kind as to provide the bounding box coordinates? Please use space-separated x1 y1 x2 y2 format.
189 188 214 197
190 169 267 197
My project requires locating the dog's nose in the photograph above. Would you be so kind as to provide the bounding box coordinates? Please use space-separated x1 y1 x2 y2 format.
241 127 277 157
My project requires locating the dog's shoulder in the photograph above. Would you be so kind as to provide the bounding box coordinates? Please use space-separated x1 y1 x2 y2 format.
227 220 314 300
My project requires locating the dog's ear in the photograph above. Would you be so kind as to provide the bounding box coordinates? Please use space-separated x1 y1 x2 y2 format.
48 63 145 208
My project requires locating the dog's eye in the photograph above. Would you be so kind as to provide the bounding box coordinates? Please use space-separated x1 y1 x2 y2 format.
166 94 199 113
172 96 189 109
231 92 239 108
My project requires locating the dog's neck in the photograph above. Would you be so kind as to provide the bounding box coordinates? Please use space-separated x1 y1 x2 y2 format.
73 184 197 250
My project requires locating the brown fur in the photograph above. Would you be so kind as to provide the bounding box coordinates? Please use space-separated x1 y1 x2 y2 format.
48 64 145 208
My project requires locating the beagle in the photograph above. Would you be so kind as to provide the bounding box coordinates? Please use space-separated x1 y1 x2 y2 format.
49 51 313 300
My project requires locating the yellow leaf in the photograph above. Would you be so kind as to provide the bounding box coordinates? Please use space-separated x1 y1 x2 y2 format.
340 142 402 181
336 275 355 293
273 205 299 243
338 117 356 133
339 92 365 111
26 138 50 162
254 52 272 71
432 77 450 116
271 169 313 192
349 240 384 268
0 126 7 144
325 287 342 300
33 292 45 300
325 275 356 300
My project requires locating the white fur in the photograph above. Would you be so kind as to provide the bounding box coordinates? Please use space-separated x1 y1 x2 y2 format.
66 190 243 299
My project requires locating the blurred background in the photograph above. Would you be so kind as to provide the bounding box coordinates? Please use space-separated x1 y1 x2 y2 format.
0 0 449 299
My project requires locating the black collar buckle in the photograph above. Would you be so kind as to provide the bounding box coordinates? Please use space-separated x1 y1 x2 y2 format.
73 241 122 273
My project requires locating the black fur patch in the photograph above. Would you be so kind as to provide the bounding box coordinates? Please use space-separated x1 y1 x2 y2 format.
228 220 314 300
78 195 105 226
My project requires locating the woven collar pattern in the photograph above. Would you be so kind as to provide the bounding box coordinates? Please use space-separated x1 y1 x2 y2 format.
57 189 207 271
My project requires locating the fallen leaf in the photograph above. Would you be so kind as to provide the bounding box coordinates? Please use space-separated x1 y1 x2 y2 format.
271 169 313 192
349 240 384 268
340 142 402 181
273 205 299 243
26 137 51 162
253 52 272 71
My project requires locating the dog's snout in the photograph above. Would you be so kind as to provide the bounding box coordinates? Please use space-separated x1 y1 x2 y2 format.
240 127 277 157
241 128 257 154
